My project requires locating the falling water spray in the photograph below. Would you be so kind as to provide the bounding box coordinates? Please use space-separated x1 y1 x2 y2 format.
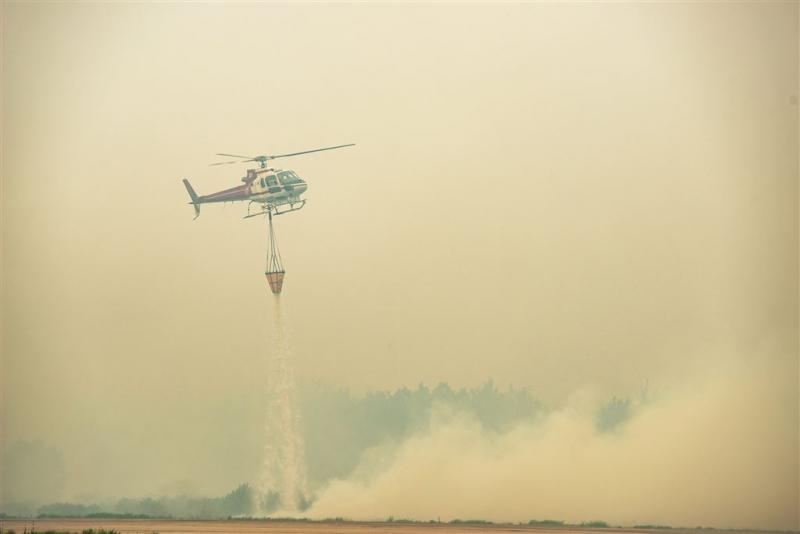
257 295 309 514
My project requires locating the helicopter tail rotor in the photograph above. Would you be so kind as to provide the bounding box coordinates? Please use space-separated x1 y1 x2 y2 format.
183 179 201 219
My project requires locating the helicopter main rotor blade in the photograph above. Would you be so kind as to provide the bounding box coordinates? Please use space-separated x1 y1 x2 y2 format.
216 152 257 160
211 144 354 166
269 143 355 160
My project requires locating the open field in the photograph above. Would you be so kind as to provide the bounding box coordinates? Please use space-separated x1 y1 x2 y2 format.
0 520 792 534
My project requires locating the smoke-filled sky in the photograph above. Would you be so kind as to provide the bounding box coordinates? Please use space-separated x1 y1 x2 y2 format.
1 2 798 530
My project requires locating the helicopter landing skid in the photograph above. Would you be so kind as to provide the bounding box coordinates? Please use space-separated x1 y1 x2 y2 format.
244 200 306 219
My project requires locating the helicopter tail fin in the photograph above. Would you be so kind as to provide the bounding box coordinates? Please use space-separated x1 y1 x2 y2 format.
183 179 201 219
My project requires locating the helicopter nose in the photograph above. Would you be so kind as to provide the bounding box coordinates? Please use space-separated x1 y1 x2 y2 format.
297 181 308 194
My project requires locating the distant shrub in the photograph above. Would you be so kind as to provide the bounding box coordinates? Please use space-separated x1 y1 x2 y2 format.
38 502 102 517
86 513 159 519
596 396 632 432
529 519 564 526
581 521 609 528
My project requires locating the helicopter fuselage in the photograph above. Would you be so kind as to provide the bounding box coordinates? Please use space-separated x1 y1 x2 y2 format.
244 168 308 205
183 168 308 218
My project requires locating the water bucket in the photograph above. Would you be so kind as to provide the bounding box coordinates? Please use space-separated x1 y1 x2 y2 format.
265 271 285 294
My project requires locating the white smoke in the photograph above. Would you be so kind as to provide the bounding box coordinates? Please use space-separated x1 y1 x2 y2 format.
307 349 798 530
258 298 309 514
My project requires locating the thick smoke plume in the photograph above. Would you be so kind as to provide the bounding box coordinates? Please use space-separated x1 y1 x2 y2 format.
308 350 798 531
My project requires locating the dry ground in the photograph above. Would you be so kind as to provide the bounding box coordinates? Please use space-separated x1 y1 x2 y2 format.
0 520 785 534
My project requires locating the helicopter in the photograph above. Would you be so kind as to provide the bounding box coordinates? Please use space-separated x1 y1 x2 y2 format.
182 143 355 220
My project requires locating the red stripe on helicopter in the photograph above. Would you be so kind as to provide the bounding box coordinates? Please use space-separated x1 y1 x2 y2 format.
200 184 250 203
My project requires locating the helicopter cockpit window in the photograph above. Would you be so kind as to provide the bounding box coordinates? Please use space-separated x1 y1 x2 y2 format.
260 177 266 188
266 175 278 187
278 171 300 185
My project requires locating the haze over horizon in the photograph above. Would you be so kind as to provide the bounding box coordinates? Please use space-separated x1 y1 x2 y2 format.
2 2 798 531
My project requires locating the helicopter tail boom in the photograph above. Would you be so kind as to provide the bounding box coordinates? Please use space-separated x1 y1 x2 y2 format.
183 179 201 219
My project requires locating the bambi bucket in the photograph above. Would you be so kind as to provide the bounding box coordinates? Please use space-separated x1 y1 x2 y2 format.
265 271 285 294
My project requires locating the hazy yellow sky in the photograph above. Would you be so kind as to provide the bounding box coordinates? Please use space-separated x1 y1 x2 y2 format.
1 2 798 524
